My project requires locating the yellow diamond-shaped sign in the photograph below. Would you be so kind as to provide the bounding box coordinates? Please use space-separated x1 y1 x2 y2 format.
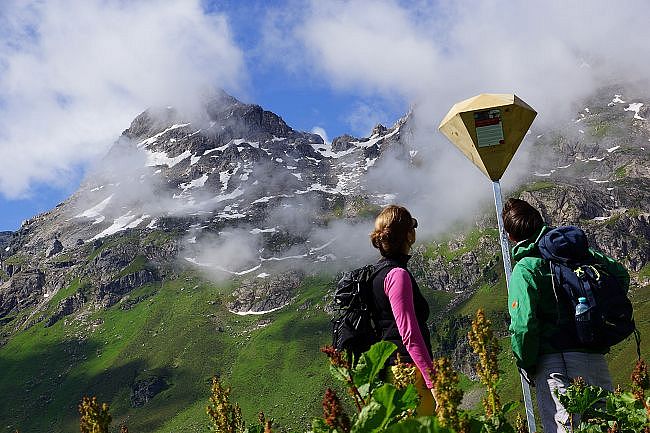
438 94 537 181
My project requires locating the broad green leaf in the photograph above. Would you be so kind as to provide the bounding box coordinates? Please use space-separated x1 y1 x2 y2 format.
579 425 604 433
351 401 384 433
557 384 609 414
357 382 371 399
353 341 397 388
330 364 351 384
501 401 518 414
372 383 419 417
616 391 639 405
350 384 418 433
466 416 488 433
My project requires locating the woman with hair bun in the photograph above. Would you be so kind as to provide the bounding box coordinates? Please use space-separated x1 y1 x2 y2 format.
369 205 435 415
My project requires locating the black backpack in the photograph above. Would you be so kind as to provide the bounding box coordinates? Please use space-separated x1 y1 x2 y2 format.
331 262 393 359
538 226 637 349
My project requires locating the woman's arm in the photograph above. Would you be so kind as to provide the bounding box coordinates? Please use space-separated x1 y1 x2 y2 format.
384 267 435 388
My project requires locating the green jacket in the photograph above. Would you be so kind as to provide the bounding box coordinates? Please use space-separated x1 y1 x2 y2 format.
508 226 630 373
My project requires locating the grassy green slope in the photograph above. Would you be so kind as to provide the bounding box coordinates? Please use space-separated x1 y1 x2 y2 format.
0 274 335 432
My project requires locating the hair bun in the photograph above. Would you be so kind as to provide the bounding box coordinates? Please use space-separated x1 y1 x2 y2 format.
369 205 413 256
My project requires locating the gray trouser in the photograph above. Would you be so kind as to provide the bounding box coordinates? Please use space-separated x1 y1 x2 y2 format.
534 352 612 433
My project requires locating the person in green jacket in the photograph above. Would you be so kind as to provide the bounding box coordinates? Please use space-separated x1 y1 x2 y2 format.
502 198 629 433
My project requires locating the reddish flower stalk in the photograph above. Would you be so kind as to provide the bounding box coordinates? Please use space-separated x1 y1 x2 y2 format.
631 359 649 401
321 345 350 369
323 388 351 433
321 346 365 411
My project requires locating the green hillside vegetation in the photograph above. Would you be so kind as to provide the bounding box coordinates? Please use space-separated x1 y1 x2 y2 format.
0 273 335 432
1 227 648 432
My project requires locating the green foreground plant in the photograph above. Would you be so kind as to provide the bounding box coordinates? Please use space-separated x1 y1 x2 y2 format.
556 358 650 432
432 356 466 432
312 308 521 433
79 396 112 433
206 376 246 433
466 309 518 433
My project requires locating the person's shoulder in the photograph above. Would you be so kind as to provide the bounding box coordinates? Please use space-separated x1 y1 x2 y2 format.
386 266 409 279
587 247 619 263
514 255 545 272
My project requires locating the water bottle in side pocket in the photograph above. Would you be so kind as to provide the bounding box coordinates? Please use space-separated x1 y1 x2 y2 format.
575 296 595 344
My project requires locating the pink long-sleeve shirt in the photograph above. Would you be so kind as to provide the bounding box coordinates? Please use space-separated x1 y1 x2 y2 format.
384 267 434 388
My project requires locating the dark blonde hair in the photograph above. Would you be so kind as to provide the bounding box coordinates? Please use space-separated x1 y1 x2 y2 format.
370 205 415 256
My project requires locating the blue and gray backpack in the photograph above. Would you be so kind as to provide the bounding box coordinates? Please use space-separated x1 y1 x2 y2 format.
538 226 638 351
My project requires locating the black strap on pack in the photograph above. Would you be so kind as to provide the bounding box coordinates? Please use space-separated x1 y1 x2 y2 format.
634 329 642 360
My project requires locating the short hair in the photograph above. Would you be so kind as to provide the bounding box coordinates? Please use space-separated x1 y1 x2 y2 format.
370 205 414 256
502 198 544 242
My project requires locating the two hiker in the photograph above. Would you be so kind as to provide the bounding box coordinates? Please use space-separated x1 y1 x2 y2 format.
357 200 631 429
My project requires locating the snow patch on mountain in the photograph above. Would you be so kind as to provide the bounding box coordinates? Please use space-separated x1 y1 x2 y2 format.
184 257 261 276
180 174 209 191
90 212 146 241
624 103 646 120
146 149 191 168
75 195 113 224
229 304 286 316
250 228 277 234
138 123 190 147
610 94 626 105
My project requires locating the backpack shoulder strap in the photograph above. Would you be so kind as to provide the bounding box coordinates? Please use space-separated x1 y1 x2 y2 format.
370 258 401 279
548 261 562 304
547 260 572 326
547 259 583 306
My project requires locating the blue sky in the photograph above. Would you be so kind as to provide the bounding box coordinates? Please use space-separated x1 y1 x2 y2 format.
1 0 649 231
205 0 403 132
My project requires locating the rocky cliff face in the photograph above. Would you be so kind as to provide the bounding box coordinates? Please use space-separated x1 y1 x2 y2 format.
0 231 11 250
522 90 649 271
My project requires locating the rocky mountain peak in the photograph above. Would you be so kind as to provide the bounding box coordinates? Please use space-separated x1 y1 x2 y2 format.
1 90 413 269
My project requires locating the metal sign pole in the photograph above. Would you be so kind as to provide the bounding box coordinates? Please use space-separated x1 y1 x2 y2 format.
439 93 538 431
492 180 536 432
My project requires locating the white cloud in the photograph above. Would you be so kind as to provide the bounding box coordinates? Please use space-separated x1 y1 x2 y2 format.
259 0 650 234
0 0 246 198
347 102 390 136
296 0 442 98
311 126 329 144
265 0 650 127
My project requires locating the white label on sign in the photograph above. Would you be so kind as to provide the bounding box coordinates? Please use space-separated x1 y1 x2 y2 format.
474 109 504 148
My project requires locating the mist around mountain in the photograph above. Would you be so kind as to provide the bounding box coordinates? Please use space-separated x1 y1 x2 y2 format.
0 87 648 432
